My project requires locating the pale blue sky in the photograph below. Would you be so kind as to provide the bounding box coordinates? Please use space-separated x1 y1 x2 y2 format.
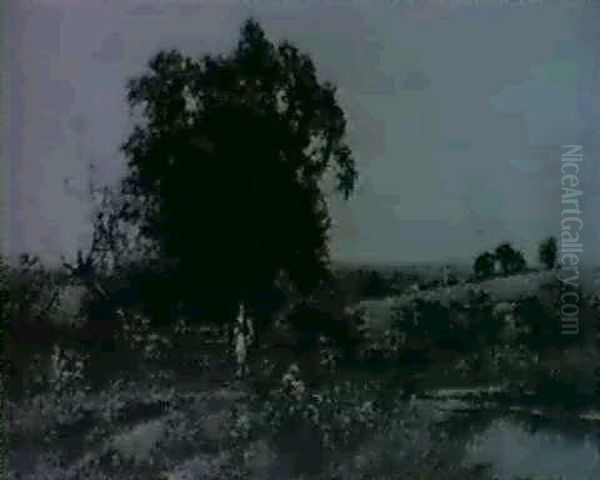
4 0 600 266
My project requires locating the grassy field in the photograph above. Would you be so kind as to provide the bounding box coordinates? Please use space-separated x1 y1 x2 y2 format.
5 263 600 479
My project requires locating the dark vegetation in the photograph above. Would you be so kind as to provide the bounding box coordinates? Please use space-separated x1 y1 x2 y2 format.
4 19 596 480
473 241 525 279
538 236 558 270
473 237 558 280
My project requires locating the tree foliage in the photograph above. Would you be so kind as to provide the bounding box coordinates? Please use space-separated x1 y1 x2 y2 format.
494 242 526 276
538 236 557 270
119 19 357 325
473 251 496 280
474 243 527 280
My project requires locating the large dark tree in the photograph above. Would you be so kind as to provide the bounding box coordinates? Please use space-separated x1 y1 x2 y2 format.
119 19 357 327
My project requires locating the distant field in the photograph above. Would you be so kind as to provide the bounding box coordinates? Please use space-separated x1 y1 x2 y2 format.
358 269 598 332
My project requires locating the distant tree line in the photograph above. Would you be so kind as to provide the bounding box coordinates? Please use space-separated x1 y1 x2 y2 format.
473 236 557 280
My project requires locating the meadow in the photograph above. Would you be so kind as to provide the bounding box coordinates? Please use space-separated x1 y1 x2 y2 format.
4 259 600 479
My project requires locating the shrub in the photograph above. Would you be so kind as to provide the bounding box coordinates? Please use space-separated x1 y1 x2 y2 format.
8 254 64 342
287 299 358 359
262 363 380 455
391 288 504 362
394 299 462 356
514 296 561 351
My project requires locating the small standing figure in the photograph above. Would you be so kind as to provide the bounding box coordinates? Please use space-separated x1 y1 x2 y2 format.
234 302 253 378
442 265 450 286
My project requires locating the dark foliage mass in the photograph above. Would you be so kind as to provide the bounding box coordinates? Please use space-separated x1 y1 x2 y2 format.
473 241 527 279
494 242 526 275
538 236 557 270
473 251 496 279
118 18 357 327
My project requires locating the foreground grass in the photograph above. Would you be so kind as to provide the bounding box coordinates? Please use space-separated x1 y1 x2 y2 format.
7 320 504 480
6 266 598 479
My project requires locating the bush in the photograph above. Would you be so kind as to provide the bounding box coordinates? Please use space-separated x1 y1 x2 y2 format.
8 255 64 339
394 299 466 356
287 298 359 359
16 344 91 443
262 363 380 455
514 296 563 351
391 290 504 362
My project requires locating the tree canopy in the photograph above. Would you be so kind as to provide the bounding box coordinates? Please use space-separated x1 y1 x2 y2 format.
494 242 526 275
473 241 527 280
119 19 357 325
473 251 495 280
